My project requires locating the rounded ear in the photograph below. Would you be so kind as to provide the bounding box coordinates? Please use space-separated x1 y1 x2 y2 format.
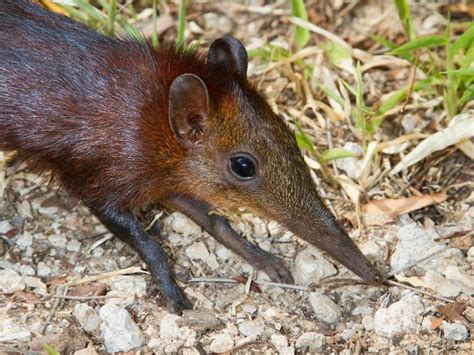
208 36 248 81
169 73 209 148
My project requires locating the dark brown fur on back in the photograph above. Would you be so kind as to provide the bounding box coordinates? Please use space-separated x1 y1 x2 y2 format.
0 0 232 210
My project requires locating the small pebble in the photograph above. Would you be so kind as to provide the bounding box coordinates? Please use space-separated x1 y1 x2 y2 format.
16 232 33 250
0 269 25 293
160 314 181 340
49 234 67 249
293 247 336 286
66 239 81 252
37 261 52 277
362 315 374 331
238 320 264 338
373 293 424 338
295 332 325 351
19 264 35 276
423 270 461 298
0 317 31 342
441 321 468 341
99 303 144 352
166 212 200 236
73 304 100 334
443 265 474 295
209 333 234 353
185 242 209 261
270 334 288 351
308 293 341 324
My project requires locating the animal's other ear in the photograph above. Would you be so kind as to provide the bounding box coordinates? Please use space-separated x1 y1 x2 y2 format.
208 36 248 81
169 73 209 148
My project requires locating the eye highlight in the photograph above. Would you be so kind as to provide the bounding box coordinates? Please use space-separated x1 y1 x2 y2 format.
229 155 256 179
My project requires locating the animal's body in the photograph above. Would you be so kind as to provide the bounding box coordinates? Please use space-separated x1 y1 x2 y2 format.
0 0 382 313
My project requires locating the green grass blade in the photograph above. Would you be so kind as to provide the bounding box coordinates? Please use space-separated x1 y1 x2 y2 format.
451 23 474 56
151 0 159 48
42 344 59 355
376 78 438 116
459 84 474 106
177 0 186 47
320 148 356 162
393 0 416 40
294 123 316 154
446 68 474 76
73 0 107 24
107 0 116 36
370 34 398 50
292 0 310 48
389 35 447 55
321 41 352 70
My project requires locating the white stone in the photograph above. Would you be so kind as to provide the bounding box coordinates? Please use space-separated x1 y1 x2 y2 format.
215 245 232 261
0 269 25 293
0 317 31 342
352 305 373 316
373 293 424 338
423 270 461 298
359 239 386 264
293 247 337 286
441 321 468 341
206 253 220 270
19 264 35 276
421 316 435 331
443 265 474 295
24 276 47 295
238 320 264 337
340 327 358 341
295 332 325 351
336 142 364 179
37 262 51 277
66 239 81 252
166 212 201 236
209 333 234 353
108 275 147 297
362 315 374 331
0 221 13 234
185 242 210 261
49 234 67 249
279 347 295 355
73 347 98 355
73 304 100 334
16 232 33 250
271 334 288 351
160 314 181 340
308 293 341 324
390 222 462 274
99 303 144 352
467 247 474 262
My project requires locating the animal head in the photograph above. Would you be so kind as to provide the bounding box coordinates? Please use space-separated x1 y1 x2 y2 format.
168 36 382 285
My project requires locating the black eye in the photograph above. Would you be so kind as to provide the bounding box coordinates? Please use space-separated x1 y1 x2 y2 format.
230 156 256 179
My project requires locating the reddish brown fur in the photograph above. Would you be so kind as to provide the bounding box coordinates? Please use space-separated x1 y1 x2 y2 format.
0 0 235 212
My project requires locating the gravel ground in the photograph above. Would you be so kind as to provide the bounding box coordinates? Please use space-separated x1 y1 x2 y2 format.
1 0 473 353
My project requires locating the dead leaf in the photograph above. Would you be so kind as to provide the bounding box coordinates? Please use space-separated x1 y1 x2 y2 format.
437 302 467 324
68 283 107 297
391 115 474 175
362 192 448 226
14 291 41 304
431 317 443 330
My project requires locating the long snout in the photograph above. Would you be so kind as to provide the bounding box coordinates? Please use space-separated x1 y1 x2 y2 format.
284 201 383 285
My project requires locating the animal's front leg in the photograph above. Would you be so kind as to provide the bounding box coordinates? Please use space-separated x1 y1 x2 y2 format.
90 205 192 314
165 195 294 284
